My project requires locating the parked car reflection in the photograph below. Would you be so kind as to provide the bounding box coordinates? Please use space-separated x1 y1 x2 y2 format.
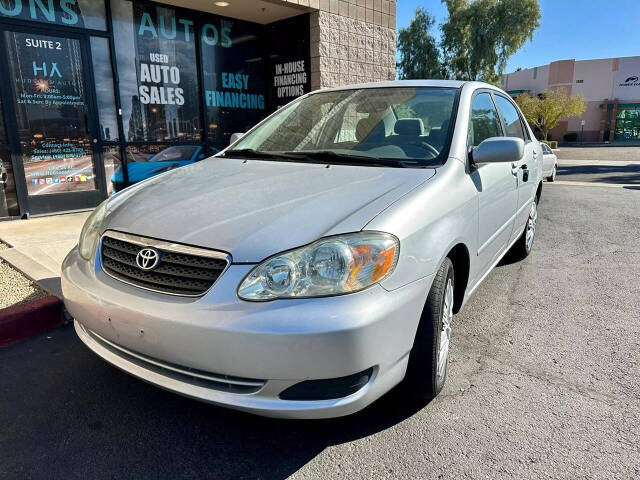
111 145 211 193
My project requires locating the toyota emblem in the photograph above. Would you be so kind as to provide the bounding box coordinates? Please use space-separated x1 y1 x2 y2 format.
136 247 161 271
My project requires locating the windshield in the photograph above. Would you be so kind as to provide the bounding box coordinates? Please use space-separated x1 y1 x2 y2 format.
150 146 199 162
228 87 459 167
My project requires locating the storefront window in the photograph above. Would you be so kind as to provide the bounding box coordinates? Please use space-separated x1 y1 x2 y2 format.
102 145 121 195
614 107 640 141
111 0 200 142
0 147 20 216
122 143 204 190
90 36 119 141
0 0 106 30
200 18 266 151
0 96 6 142
5 30 98 195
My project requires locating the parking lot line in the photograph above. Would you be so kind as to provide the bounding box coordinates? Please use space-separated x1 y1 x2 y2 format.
549 180 639 189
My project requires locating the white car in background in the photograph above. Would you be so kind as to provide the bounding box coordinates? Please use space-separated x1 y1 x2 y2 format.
542 143 557 182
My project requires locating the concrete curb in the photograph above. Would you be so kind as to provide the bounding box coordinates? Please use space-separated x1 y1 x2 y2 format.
0 296 65 347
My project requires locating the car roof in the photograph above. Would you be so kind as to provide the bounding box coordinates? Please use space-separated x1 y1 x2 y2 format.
314 80 511 98
317 79 466 92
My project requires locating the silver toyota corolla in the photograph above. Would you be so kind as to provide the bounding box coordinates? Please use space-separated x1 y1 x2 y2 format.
62 80 543 419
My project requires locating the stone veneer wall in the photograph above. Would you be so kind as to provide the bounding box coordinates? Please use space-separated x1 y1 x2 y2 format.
279 0 397 89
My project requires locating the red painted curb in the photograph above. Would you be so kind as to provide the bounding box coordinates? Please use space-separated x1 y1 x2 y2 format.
0 296 65 347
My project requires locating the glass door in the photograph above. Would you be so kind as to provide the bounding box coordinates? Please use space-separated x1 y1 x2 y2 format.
2 26 105 215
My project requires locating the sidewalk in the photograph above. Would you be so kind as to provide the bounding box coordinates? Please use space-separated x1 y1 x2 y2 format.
0 212 89 298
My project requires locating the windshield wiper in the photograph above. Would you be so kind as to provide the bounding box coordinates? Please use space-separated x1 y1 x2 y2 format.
282 151 408 168
221 148 302 161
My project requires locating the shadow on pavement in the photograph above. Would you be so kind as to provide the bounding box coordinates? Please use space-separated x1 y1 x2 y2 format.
558 163 640 184
0 325 427 479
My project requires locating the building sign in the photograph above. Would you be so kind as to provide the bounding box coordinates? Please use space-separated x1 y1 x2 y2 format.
0 0 106 30
265 15 311 111
273 60 308 102
613 57 640 100
5 31 96 196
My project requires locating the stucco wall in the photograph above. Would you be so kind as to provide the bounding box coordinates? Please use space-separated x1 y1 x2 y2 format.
501 65 549 95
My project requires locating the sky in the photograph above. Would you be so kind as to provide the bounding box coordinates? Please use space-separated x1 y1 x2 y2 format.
396 0 640 74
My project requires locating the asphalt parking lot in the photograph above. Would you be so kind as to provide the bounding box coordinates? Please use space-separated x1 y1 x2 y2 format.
2 172 640 479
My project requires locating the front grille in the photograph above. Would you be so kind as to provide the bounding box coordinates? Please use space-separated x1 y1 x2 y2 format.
81 324 265 394
101 231 230 296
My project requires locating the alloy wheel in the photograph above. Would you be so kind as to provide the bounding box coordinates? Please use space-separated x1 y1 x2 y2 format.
526 202 537 251
438 278 454 379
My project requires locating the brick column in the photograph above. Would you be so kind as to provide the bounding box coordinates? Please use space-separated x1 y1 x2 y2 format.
608 99 619 142
599 98 608 142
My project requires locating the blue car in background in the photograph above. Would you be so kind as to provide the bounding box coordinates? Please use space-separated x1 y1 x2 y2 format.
110 145 211 193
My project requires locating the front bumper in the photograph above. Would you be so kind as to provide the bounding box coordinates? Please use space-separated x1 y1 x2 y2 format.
62 246 433 419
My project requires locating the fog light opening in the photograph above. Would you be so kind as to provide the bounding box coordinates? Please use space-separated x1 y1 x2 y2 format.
279 367 374 401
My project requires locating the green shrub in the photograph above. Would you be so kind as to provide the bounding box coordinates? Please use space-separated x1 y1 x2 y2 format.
563 132 578 142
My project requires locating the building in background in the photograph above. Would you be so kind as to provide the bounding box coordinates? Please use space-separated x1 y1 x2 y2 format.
502 56 640 143
0 0 397 219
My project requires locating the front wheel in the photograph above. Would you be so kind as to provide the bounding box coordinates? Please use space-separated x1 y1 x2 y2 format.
404 257 455 400
547 165 557 182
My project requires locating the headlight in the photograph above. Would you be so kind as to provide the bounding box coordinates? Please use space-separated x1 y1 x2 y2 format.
238 232 399 301
78 200 108 260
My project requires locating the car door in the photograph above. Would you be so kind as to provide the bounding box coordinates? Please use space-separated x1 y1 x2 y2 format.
493 94 538 242
468 92 519 276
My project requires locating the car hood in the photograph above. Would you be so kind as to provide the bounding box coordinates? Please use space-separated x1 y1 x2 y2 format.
104 157 436 262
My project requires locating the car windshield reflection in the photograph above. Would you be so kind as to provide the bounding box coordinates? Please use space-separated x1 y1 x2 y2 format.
226 87 459 168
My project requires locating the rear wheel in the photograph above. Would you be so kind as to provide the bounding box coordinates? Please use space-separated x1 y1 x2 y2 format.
547 165 557 182
404 257 455 400
509 200 538 259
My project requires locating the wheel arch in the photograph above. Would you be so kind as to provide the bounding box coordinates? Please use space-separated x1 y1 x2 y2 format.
446 243 470 314
536 181 542 203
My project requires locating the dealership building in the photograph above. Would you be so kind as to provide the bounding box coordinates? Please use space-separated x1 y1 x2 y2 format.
501 56 640 143
0 0 397 219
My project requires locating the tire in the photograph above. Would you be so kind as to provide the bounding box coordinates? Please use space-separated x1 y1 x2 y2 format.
509 199 538 260
547 165 557 182
404 257 455 400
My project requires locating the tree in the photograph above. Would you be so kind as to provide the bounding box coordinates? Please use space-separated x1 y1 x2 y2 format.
397 8 445 80
516 89 587 141
440 0 541 84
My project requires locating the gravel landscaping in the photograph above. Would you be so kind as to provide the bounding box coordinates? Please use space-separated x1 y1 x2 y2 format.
0 242 47 310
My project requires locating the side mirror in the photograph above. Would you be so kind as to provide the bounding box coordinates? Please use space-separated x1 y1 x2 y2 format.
229 132 244 145
472 137 524 165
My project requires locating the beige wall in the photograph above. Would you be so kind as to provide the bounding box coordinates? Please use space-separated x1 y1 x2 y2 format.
308 0 397 89
501 64 549 95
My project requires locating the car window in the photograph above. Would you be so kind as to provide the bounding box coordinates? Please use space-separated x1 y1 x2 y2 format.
469 93 502 147
494 95 526 140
